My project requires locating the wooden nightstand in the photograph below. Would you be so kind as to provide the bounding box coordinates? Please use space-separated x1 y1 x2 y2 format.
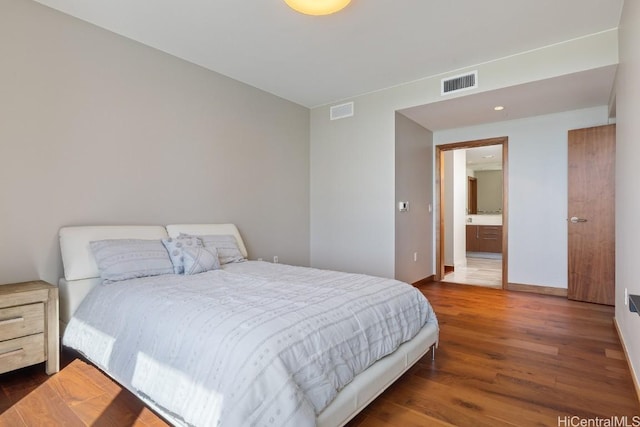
0 281 59 375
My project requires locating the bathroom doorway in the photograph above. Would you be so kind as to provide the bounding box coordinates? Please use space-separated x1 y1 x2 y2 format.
435 137 508 288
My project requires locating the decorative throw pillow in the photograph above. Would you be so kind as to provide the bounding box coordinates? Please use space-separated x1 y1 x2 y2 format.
89 239 174 284
183 246 220 275
162 235 203 274
185 234 246 264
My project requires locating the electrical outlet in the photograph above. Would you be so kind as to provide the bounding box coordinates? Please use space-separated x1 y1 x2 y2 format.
625 288 628 306
413 252 418 262
273 256 279 264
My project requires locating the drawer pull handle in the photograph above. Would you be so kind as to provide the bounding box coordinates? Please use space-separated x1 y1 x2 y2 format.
0 316 24 326
0 348 23 359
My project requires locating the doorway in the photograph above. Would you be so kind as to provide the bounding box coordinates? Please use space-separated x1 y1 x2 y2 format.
435 137 508 288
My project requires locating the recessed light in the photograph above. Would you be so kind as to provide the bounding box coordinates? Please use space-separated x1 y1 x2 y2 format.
284 0 351 15
494 106 505 111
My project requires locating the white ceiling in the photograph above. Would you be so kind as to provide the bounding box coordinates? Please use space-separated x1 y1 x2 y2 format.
32 0 623 114
399 65 618 131
466 145 502 171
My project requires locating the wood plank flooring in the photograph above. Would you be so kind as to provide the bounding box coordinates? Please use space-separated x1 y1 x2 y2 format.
348 282 640 426
0 353 168 426
1 282 638 426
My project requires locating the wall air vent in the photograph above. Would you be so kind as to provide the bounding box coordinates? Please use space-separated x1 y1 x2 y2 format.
330 102 354 120
441 71 478 95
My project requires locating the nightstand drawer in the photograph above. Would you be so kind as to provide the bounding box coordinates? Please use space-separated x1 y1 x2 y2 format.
0 333 46 374
0 303 45 341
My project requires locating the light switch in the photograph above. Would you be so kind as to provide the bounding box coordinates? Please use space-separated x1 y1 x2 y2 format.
398 201 409 212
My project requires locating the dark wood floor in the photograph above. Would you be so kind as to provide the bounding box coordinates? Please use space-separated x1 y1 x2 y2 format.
0 352 168 426
348 282 640 426
1 282 638 426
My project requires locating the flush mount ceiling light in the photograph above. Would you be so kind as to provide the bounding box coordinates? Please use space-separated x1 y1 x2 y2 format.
284 0 351 15
494 105 505 111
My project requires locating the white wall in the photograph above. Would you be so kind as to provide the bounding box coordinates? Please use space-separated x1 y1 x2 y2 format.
435 106 610 288
444 150 467 268
444 151 455 266
0 0 310 285
310 30 617 279
615 0 640 398
394 113 433 284
311 94 397 277
453 151 467 268
442 150 467 269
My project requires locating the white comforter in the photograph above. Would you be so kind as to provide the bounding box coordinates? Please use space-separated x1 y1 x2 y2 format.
63 261 438 427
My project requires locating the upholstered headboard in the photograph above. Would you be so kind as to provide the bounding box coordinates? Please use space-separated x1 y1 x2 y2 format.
58 223 247 329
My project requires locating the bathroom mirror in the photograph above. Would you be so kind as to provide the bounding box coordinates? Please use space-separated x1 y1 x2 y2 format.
466 145 502 214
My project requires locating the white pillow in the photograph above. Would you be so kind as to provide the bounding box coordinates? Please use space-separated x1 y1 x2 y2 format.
162 235 203 274
166 224 248 258
183 247 221 275
185 234 246 264
90 239 174 284
59 225 169 281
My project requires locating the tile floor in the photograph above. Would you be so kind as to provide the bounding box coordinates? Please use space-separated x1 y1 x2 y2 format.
442 254 502 288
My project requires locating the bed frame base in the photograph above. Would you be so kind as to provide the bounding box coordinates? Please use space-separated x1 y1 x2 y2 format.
317 323 439 427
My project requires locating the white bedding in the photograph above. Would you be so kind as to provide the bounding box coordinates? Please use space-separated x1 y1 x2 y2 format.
63 261 438 427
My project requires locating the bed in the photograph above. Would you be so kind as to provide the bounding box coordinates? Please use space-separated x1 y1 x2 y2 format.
58 224 439 427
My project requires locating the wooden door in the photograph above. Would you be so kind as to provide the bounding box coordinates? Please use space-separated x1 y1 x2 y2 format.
567 124 615 305
468 177 478 214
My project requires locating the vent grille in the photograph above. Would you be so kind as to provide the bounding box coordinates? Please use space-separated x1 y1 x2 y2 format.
441 71 478 95
330 102 354 120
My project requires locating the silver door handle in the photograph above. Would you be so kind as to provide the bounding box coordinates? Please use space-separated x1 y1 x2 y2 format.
570 216 587 223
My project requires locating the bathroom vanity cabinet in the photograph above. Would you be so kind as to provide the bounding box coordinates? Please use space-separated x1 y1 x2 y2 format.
466 225 502 253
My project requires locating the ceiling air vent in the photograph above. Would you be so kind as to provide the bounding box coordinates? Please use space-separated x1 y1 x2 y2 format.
330 102 354 120
441 71 478 96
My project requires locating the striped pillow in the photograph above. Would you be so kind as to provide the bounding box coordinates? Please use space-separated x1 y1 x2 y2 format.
90 239 174 284
182 234 246 264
